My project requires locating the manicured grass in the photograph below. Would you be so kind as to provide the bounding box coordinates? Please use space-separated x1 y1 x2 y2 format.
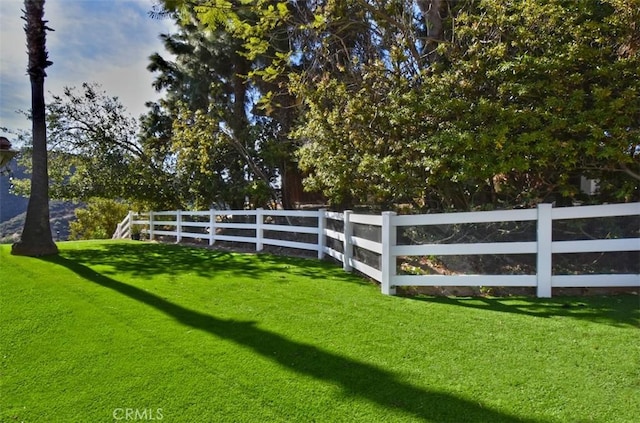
1 241 638 422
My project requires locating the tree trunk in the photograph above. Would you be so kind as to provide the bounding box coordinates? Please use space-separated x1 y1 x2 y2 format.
417 0 445 63
12 0 57 256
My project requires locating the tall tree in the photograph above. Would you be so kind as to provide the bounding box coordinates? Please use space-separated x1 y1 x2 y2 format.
12 83 181 211
12 0 58 256
146 5 288 209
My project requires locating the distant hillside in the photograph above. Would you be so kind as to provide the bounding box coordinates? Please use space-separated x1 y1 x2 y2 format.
0 201 78 244
1 165 79 243
0 165 29 222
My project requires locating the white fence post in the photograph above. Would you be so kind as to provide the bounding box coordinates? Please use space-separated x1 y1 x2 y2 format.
148 211 155 241
176 210 182 243
127 210 133 239
317 208 326 259
381 211 397 295
343 210 353 272
537 203 553 298
209 208 216 246
256 208 264 252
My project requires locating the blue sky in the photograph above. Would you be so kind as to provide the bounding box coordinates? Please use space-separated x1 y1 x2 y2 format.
0 0 175 140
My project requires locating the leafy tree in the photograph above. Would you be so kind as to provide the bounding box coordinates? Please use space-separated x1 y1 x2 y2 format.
294 65 434 209
152 0 639 210
145 5 288 209
295 0 640 209
12 0 58 256
422 0 640 207
287 0 454 208
13 83 180 210
148 0 343 209
69 198 131 240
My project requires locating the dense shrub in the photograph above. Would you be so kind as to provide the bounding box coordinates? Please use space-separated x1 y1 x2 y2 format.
69 198 130 240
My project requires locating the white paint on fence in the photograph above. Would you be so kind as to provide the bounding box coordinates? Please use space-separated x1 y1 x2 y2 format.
113 202 640 297
393 274 537 287
381 211 397 295
536 203 553 298
342 210 354 272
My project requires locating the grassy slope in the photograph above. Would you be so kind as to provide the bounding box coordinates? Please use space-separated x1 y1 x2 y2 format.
1 241 638 422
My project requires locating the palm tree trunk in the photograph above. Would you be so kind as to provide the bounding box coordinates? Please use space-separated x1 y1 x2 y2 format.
11 0 57 256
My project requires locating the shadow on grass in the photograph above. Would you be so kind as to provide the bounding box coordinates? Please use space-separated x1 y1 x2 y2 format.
61 242 638 327
67 242 640 327
409 295 640 328
58 241 371 286
44 253 547 423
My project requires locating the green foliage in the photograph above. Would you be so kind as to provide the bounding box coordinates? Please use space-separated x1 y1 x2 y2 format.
422 0 640 206
69 198 130 240
292 0 640 209
145 4 292 208
12 83 180 210
294 66 435 208
148 0 639 210
170 104 241 209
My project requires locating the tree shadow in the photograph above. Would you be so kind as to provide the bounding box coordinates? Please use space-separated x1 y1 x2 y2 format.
43 253 548 423
408 295 639 328
59 242 638 328
58 241 371 286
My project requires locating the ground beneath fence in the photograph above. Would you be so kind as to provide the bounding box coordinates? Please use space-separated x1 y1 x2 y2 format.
151 237 319 260
397 285 639 298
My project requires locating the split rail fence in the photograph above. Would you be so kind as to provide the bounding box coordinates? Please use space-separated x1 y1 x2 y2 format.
113 202 640 297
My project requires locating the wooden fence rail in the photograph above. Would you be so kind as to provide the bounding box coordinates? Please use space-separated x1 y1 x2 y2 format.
114 203 640 297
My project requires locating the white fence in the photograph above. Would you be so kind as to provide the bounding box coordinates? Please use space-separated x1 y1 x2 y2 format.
114 203 640 297
114 208 324 256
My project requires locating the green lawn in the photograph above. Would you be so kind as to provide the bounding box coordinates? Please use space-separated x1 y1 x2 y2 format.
1 241 638 422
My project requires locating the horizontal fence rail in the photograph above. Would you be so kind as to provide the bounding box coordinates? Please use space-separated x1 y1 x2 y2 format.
115 208 325 258
114 203 640 297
